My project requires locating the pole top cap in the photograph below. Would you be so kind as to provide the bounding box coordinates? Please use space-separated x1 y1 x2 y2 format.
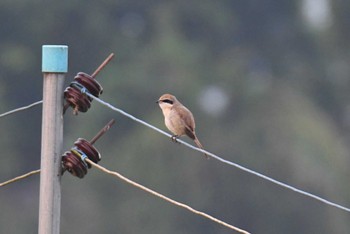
42 45 68 73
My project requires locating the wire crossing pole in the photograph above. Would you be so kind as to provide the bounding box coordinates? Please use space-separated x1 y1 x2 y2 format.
39 45 68 234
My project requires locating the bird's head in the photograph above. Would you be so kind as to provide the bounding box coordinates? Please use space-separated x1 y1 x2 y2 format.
156 94 177 110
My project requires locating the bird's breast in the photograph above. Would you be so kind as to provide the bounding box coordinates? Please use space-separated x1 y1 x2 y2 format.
164 109 186 136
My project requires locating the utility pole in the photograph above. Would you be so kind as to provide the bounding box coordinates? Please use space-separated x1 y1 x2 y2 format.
38 45 68 234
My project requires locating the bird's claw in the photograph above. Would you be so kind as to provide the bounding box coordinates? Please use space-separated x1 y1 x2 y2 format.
171 135 180 143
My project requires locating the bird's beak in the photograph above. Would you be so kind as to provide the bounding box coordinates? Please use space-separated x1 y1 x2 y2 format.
156 100 160 104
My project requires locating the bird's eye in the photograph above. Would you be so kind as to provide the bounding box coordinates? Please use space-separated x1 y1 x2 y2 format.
162 99 173 104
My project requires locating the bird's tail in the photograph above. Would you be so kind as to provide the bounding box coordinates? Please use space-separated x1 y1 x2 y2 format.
194 137 209 159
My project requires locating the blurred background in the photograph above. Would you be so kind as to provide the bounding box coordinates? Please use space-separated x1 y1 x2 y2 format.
1 0 350 233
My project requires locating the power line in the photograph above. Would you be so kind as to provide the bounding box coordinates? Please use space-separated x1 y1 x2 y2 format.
1 95 349 213
0 169 40 187
0 100 43 187
0 164 250 233
85 158 250 234
0 100 43 118
84 92 350 213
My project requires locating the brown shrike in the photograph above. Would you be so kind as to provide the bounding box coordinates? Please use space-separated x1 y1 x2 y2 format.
157 94 208 159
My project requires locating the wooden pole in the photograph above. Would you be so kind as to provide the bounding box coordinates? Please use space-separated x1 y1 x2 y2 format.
38 45 68 234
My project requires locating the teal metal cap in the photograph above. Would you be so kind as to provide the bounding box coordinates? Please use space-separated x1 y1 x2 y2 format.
42 45 68 73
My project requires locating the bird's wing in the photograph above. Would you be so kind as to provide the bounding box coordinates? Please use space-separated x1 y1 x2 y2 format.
178 106 195 126
177 106 196 138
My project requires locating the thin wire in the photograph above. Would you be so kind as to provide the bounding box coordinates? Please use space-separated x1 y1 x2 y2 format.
0 100 43 118
85 158 250 234
0 169 40 187
0 165 250 233
0 101 42 186
85 92 350 213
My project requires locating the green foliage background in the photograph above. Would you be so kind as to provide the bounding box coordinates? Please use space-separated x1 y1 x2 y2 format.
1 1 350 233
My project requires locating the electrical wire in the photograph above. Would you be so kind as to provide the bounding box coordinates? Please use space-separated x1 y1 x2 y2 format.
0 162 250 233
84 92 350 213
85 158 250 234
1 96 349 213
0 100 43 118
0 169 40 187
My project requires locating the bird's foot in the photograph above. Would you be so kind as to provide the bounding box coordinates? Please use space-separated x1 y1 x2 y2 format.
171 135 180 143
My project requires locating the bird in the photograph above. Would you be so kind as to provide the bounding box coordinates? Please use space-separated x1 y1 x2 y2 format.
157 93 208 159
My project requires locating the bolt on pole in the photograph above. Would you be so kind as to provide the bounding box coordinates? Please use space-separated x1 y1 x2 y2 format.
38 45 68 234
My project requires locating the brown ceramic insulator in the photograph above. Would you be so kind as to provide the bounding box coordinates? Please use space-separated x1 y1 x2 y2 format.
61 119 115 179
63 72 103 114
74 138 101 168
61 151 88 178
61 138 101 178
64 86 91 113
74 72 103 97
